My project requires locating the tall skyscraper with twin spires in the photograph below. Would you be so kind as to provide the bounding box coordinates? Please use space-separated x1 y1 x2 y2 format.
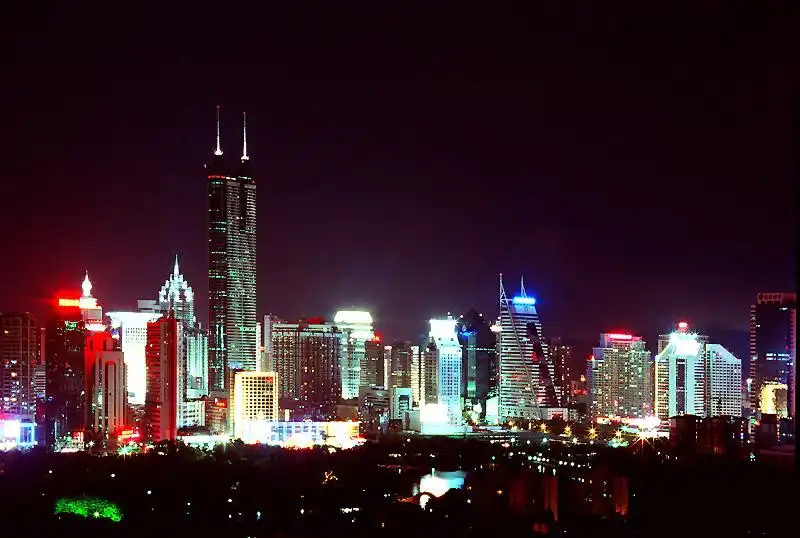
207 107 258 394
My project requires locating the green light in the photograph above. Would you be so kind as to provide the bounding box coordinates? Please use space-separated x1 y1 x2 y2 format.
54 497 122 523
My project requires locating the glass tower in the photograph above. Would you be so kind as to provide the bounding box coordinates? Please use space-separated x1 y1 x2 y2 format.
498 275 558 420
207 108 257 393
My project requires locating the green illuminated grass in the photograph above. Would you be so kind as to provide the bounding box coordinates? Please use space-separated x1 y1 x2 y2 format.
54 497 122 523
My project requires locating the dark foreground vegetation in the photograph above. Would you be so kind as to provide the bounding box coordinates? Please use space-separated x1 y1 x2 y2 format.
0 437 793 537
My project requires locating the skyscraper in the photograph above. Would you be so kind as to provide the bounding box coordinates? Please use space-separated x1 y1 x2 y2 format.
144 313 179 442
654 323 709 419
84 331 126 436
207 107 257 394
588 333 652 420
748 292 796 417
549 337 572 407
426 317 463 425
0 312 38 417
44 297 85 446
107 310 164 406
269 319 342 408
498 275 558 420
332 310 374 399
456 309 498 420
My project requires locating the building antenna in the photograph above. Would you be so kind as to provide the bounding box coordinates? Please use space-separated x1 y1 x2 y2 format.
520 275 527 298
214 105 223 156
241 111 249 161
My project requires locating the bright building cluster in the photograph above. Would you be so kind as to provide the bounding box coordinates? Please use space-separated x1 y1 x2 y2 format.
0 110 794 455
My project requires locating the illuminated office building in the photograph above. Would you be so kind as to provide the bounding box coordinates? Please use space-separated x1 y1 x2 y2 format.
588 333 652 420
705 343 742 417
44 297 85 446
498 276 558 420
456 309 498 419
0 312 38 417
84 331 126 435
144 313 179 442
654 323 709 419
749 293 796 417
361 338 384 388
549 337 572 407
232 371 279 442
333 310 374 399
108 310 163 406
269 319 342 405
425 317 463 425
387 340 413 390
208 107 257 393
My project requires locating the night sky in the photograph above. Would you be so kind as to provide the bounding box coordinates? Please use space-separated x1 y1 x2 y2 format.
2 3 795 358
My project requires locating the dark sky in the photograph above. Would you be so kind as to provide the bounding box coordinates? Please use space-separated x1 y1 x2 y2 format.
2 3 795 355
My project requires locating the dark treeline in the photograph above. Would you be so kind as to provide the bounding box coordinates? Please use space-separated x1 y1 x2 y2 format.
0 438 794 537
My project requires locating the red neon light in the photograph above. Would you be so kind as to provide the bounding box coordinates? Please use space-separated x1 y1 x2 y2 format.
58 298 81 308
678 322 688 329
373 335 381 343
607 333 633 340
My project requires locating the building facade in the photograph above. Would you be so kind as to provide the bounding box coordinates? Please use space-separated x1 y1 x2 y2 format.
44 298 85 446
333 311 374 399
0 312 38 417
107 311 163 406
144 314 179 442
749 292 796 417
498 276 558 420
270 320 342 406
84 331 126 435
208 108 257 393
232 371 279 442
426 317 463 426
588 333 652 420
654 324 709 419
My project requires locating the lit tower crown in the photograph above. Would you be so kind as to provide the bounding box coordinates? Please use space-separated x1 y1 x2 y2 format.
82 271 93 298
158 255 196 327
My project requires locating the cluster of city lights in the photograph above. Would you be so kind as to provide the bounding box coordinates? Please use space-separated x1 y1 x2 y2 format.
54 497 122 523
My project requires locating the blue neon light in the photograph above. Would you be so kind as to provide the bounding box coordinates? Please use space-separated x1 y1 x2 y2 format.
512 296 536 305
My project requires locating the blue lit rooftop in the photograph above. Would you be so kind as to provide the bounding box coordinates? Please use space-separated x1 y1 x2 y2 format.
512 296 536 305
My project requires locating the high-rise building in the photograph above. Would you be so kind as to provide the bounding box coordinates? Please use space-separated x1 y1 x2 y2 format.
426 317 462 426
179 327 208 428
361 338 384 389
144 313 179 442
549 337 572 407
232 371 279 442
0 312 38 417
749 293 796 417
456 309 498 420
84 331 126 436
498 275 558 420
44 297 85 446
654 323 710 419
387 341 414 390
107 311 163 406
588 333 653 420
705 344 742 417
270 319 342 406
333 310 374 399
208 107 257 394
158 256 196 327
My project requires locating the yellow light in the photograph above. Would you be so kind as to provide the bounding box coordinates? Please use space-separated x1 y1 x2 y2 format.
615 429 622 438
563 426 572 437
588 427 597 439
539 423 548 433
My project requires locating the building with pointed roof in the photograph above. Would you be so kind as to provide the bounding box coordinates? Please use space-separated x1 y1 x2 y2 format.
498 274 559 420
207 107 258 395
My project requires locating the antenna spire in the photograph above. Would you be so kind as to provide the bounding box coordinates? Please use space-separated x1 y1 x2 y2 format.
214 105 223 156
174 254 180 277
499 272 507 304
241 111 249 161
520 275 527 297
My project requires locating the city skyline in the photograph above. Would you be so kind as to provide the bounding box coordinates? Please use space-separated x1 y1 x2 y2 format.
2 5 794 349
